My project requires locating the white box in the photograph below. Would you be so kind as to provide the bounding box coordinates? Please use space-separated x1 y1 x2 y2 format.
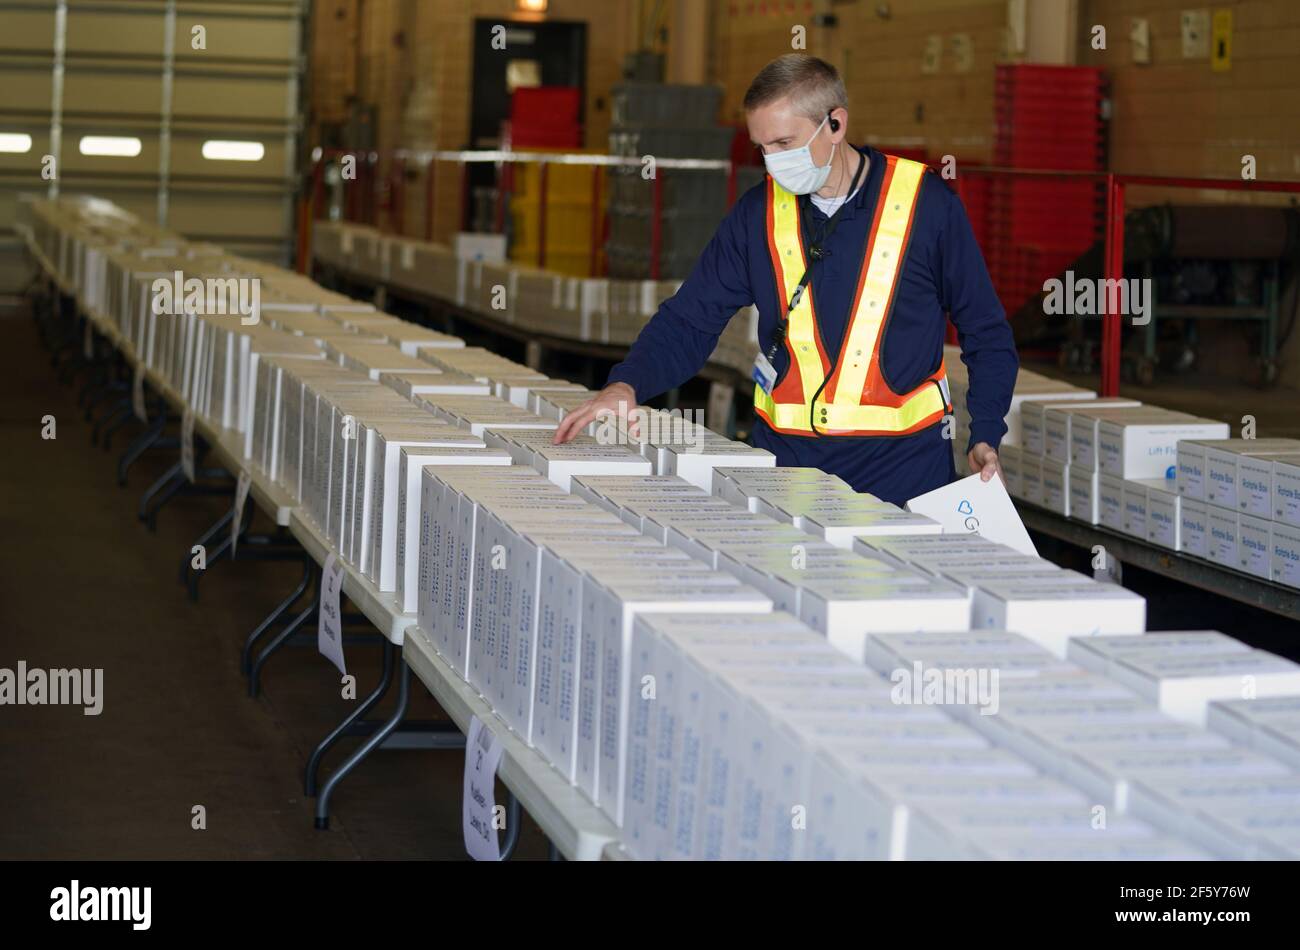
1019 456 1042 505
1207 507 1239 569
1040 458 1069 517
1143 478 1181 551
1238 513 1272 580
904 473 1037 557
1097 474 1125 532
970 581 1146 656
1068 467 1098 525
1274 457 1300 528
1180 498 1209 558
1120 480 1148 539
1237 450 1300 518
1272 522 1300 589
453 231 506 263
1098 418 1228 480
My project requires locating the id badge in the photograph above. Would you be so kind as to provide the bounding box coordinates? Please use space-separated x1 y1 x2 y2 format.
752 352 778 394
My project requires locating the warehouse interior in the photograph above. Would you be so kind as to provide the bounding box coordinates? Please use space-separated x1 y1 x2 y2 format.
3 0 1300 874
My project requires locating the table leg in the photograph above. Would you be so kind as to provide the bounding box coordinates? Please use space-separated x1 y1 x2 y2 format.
241 555 313 676
304 639 395 797
315 650 409 830
248 567 320 699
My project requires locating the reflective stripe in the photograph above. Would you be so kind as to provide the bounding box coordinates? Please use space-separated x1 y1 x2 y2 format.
832 158 925 406
770 186 825 403
754 378 946 435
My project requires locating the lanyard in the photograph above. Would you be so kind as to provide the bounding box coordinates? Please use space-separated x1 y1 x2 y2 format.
764 150 867 365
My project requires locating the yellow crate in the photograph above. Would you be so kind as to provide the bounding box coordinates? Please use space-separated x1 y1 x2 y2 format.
510 244 597 277
512 151 601 201
510 197 602 253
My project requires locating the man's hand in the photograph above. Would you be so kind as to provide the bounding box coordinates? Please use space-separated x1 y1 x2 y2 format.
967 441 1001 483
553 382 638 444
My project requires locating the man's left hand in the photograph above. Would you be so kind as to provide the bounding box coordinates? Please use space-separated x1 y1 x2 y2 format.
967 442 1001 482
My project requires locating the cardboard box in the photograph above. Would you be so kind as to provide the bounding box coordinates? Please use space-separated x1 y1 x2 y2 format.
904 473 1037 557
1274 457 1300 528
1236 450 1300 519
1142 478 1181 551
1238 513 1273 580
1272 522 1300 589
1068 467 1098 524
1040 458 1069 517
1121 480 1148 539
1098 416 1228 480
1180 498 1209 558
1098 474 1125 533
970 581 1146 656
1207 507 1239 569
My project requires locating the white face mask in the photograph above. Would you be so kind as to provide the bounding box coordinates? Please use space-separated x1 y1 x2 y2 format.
763 114 836 195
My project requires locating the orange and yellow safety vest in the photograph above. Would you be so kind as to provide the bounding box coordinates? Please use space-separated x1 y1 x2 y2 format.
753 154 951 437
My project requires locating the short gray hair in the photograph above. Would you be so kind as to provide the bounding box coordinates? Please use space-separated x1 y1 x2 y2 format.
743 54 848 124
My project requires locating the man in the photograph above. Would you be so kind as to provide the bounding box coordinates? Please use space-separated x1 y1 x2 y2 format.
554 54 1018 506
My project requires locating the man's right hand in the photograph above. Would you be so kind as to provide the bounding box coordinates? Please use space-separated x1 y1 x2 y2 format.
552 382 638 444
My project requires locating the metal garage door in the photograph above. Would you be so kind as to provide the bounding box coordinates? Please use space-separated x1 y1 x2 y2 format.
0 0 307 293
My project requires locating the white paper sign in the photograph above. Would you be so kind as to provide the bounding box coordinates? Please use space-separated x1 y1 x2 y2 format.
317 553 348 675
232 470 252 556
463 715 505 861
132 365 147 422
83 321 94 360
905 472 1039 557
181 408 196 482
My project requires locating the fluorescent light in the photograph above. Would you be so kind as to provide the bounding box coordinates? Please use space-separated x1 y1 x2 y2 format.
0 133 33 154
201 139 265 162
79 135 142 157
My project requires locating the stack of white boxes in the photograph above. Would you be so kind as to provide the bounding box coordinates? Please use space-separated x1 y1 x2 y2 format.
43 196 1300 862
1176 438 1300 586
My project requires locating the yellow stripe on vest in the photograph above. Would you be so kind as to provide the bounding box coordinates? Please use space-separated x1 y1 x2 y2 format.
753 379 945 434
832 158 925 406
771 188 824 403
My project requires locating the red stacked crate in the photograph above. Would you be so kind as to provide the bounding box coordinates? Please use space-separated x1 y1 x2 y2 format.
510 87 582 148
988 64 1105 314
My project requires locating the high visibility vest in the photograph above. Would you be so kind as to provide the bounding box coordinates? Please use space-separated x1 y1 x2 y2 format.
753 154 951 437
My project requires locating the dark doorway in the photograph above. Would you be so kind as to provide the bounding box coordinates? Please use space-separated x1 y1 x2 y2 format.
469 18 587 148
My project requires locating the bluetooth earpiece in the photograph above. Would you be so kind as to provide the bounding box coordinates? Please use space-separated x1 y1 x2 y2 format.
828 112 841 133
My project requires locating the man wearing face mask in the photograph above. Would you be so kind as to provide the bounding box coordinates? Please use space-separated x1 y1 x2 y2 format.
553 54 1018 506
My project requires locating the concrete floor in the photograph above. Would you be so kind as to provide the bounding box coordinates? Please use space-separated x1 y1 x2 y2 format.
0 307 550 860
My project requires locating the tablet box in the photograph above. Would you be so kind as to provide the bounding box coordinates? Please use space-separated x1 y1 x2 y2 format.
1121 480 1148 539
1274 457 1300 528
1138 477 1180 551
1272 522 1300 589
801 509 942 548
1021 396 1117 457
1098 473 1125 532
998 443 1022 498
800 577 972 646
970 581 1146 656
1040 458 1069 516
589 580 772 822
1019 455 1042 505
1044 402 1142 465
1204 440 1300 510
1206 507 1239 569
1067 467 1098 524
1108 651 1300 726
1098 417 1227 480
1063 401 1144 469
1237 449 1300 518
1180 498 1209 558
1238 513 1272 579
904 472 1037 557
